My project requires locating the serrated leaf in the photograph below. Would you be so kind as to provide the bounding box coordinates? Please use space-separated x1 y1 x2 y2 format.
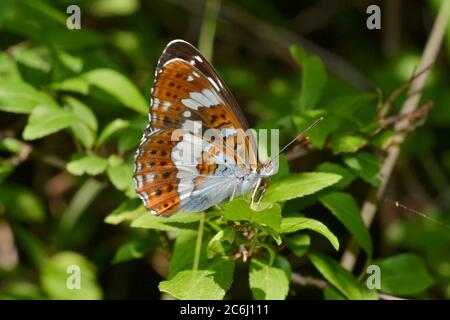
160 258 235 300
315 162 356 189
263 172 342 203
23 106 80 140
374 253 434 295
66 154 108 176
249 258 289 300
343 152 381 186
308 252 378 300
290 44 327 112
280 217 339 251
331 133 368 154
319 192 372 256
40 251 102 300
0 80 57 114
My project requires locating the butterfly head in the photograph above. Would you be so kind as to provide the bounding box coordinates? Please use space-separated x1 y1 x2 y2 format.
257 160 276 178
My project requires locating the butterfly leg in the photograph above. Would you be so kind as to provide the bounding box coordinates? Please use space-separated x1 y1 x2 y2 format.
250 178 262 210
230 184 237 201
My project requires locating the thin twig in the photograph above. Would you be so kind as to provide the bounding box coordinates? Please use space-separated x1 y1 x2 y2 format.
340 1 450 271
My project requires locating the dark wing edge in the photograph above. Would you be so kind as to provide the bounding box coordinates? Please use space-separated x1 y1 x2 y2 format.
157 39 251 131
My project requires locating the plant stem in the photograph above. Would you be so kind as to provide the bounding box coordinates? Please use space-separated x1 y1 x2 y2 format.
193 212 205 271
198 0 221 61
340 0 450 271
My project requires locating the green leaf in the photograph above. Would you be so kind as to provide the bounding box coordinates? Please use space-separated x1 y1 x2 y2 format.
104 199 144 225
112 231 156 264
66 154 108 176
0 183 46 223
56 69 147 114
249 258 289 300
286 234 311 257
224 199 282 231
207 227 235 259
0 163 13 183
280 217 339 251
274 255 292 280
325 93 377 128
319 192 372 256
292 109 338 149
11 224 45 266
64 96 97 131
331 133 368 154
40 251 102 300
0 52 22 81
263 172 342 203
290 44 327 112
90 0 140 17
106 156 134 195
64 97 97 149
0 137 22 154
323 287 346 300
308 252 378 300
131 212 201 231
0 80 57 114
343 152 381 186
0 282 43 300
168 230 200 278
23 106 80 140
160 257 234 300
0 0 14 28
374 253 434 295
97 118 130 146
315 162 356 189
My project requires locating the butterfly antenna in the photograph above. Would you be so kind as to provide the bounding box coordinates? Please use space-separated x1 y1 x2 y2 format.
268 117 324 163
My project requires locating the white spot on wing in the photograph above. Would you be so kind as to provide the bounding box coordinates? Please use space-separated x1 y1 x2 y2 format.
181 98 202 110
183 110 191 117
202 89 221 105
190 92 211 107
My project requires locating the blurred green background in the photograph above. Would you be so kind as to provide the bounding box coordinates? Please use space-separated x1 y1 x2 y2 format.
0 0 449 299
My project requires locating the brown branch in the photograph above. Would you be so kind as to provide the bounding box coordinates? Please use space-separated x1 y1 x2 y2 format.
340 1 450 271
